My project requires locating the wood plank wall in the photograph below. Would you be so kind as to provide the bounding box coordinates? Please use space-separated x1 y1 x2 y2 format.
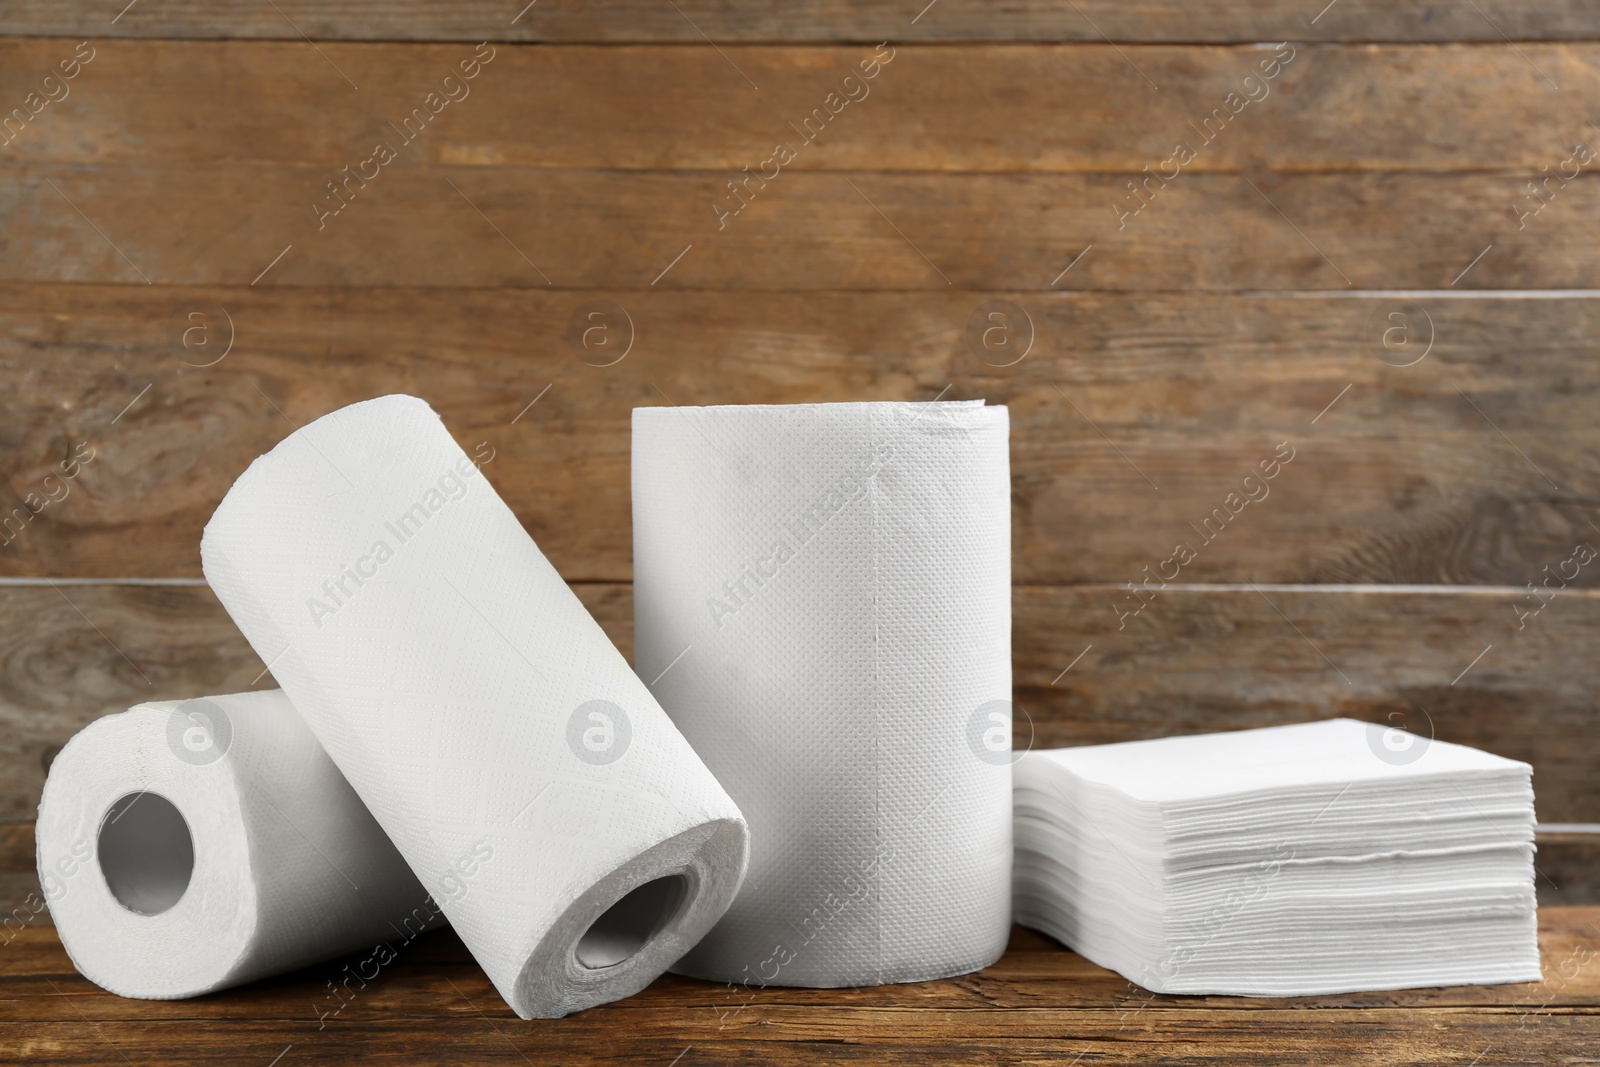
2 3 1597 900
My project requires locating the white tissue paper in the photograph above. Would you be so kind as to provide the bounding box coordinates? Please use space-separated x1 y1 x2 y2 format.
36 689 443 999
201 394 749 1018
632 400 1012 988
1014 719 1541 995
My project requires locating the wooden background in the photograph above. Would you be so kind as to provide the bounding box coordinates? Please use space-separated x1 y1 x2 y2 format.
3 0 1600 902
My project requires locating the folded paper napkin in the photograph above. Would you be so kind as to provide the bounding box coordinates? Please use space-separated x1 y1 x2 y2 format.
1014 718 1540 995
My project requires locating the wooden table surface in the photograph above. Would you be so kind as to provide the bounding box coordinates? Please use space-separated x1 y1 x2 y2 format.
2 909 1596 1066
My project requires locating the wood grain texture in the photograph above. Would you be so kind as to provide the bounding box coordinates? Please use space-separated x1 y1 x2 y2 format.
3 1 1600 43
1539 833 1600 907
2 41 1597 174
8 911 1600 1011
3 582 1597 824
4 286 1595 585
0 823 41 932
1014 584 1600 826
3 162 1586 290
0 584 265 823
1 1014 1595 1067
1 912 1597 1065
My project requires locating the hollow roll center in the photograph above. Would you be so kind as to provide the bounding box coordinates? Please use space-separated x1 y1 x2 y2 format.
97 791 195 916
574 874 688 969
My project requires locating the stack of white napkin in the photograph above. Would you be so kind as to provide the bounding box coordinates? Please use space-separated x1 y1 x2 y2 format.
1014 718 1540 995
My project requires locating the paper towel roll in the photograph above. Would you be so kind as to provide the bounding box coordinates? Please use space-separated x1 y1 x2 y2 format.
201 394 748 1018
632 400 1012 988
36 689 443 999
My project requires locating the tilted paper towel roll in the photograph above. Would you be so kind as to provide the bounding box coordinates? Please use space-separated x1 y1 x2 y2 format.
632 400 1013 988
201 394 749 1018
36 689 444 999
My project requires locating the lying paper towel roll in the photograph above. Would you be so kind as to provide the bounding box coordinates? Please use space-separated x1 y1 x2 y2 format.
632 400 1012 987
201 394 748 1018
36 689 443 999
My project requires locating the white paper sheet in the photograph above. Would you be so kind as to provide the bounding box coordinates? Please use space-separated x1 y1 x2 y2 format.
1014 720 1540 995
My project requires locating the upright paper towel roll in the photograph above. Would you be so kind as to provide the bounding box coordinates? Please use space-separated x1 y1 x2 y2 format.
201 394 749 1018
632 400 1012 987
36 689 442 999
